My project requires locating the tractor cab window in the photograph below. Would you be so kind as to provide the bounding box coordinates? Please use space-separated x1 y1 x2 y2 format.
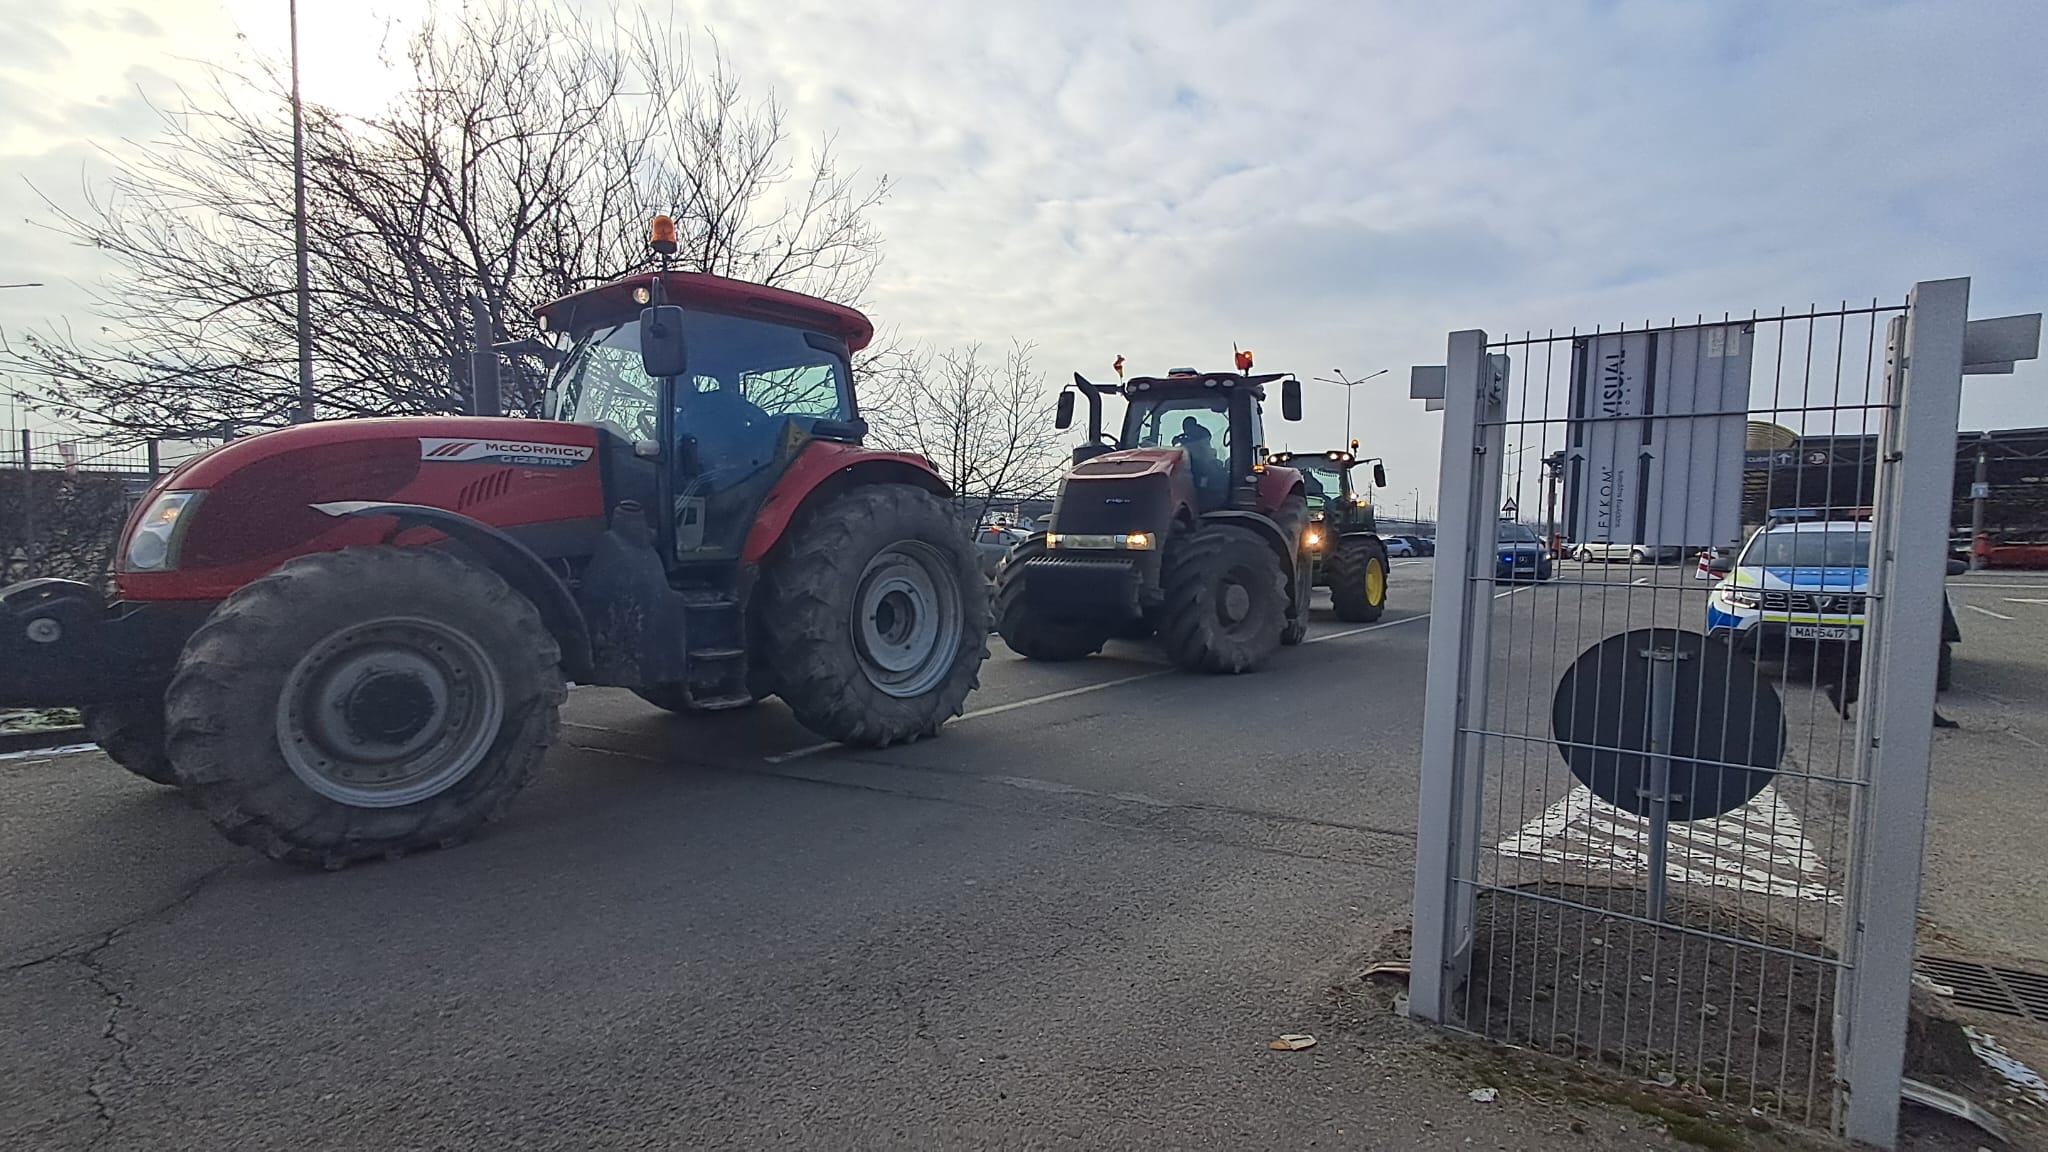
552 310 852 460
1127 395 1233 511
1295 459 1346 511
553 323 659 440
673 311 851 483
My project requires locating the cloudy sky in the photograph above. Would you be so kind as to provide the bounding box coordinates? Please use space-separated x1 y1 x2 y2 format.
3 0 2045 511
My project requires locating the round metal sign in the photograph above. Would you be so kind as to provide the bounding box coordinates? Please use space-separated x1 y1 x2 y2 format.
1551 628 1784 821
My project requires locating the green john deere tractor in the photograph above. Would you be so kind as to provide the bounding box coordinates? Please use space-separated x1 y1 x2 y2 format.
1270 447 1390 623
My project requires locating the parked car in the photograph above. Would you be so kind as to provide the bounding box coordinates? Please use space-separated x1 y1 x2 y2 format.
1389 534 1434 557
1384 536 1416 558
1496 521 1554 581
1571 540 1684 564
973 524 1031 580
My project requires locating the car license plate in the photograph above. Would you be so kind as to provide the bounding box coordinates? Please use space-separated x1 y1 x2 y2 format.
1789 624 1858 641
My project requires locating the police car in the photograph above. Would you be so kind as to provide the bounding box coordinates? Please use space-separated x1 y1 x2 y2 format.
1705 508 1962 688
1705 515 1870 650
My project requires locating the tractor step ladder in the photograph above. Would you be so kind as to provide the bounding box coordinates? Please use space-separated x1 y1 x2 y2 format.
679 590 752 709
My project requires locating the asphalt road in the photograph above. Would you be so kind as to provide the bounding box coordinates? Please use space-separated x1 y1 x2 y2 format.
0 556 1977 1150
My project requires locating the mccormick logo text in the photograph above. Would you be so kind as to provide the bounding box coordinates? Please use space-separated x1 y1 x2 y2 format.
418 438 593 468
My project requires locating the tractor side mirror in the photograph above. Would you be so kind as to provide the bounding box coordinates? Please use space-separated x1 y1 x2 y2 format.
1055 389 1075 430
1281 377 1303 421
638 305 688 379
1372 462 1388 488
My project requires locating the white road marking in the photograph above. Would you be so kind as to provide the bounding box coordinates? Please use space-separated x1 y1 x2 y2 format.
1493 783 1839 905
0 742 98 763
1965 604 2015 620
2003 598 2048 605
1303 612 1430 644
563 720 636 734
769 595 1448 763
1952 582 2048 590
1632 577 1650 586
1392 560 1423 567
764 670 1173 764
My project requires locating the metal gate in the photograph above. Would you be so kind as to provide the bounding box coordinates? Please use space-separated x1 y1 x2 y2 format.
1407 280 1975 1147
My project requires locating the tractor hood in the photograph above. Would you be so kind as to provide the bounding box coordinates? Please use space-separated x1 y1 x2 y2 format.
1051 447 1187 537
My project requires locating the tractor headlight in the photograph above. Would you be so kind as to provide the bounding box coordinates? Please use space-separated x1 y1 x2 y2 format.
124 491 200 571
1304 528 1324 549
1046 532 1155 550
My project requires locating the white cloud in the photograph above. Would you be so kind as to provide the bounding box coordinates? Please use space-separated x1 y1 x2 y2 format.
2 0 2043 507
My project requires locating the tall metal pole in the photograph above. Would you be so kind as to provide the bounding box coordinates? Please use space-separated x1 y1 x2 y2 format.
1316 368 1389 448
1969 433 1990 571
290 0 316 424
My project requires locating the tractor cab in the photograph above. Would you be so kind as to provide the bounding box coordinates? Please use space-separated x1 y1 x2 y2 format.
537 268 873 565
1265 446 1392 623
1270 447 1387 536
1055 367 1302 516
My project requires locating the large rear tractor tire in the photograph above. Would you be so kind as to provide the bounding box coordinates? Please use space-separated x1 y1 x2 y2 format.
1159 525 1288 673
1327 537 1390 623
82 699 179 787
763 484 988 745
164 547 565 869
995 537 1112 661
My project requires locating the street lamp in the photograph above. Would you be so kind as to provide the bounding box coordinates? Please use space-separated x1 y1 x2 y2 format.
290 0 315 423
1314 368 1389 445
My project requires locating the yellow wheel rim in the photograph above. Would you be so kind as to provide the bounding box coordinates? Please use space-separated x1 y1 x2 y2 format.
1366 558 1386 605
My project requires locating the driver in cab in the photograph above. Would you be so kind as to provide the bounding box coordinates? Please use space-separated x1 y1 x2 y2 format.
1175 417 1228 507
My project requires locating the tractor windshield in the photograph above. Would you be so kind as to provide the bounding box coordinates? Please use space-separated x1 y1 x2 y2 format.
551 311 853 445
1124 394 1234 510
1294 459 1347 511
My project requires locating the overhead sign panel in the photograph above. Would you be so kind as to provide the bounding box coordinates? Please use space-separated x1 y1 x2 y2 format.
1564 325 1752 549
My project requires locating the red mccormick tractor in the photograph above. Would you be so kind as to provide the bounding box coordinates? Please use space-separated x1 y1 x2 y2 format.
995 366 1311 672
0 258 988 867
1268 448 1391 623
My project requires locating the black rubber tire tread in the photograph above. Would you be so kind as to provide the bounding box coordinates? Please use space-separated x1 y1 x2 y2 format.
994 536 1111 661
164 547 564 869
1326 536 1390 623
82 699 179 787
762 484 989 746
1158 525 1287 674
1281 550 1311 646
1937 641 1954 693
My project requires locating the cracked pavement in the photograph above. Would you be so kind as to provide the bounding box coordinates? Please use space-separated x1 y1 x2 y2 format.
0 564 1780 1149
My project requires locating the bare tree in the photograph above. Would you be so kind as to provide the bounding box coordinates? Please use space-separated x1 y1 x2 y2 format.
865 340 1068 527
2 2 889 438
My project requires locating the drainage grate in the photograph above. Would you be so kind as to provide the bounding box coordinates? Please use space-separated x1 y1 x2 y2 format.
1917 955 2048 1023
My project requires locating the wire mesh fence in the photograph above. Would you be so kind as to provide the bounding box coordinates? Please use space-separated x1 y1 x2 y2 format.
1 428 215 583
1413 298 1951 1135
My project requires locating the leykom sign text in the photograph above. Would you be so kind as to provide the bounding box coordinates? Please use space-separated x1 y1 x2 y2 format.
1564 325 1751 550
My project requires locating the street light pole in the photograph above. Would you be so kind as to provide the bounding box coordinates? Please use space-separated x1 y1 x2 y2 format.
290 0 316 424
1314 368 1389 445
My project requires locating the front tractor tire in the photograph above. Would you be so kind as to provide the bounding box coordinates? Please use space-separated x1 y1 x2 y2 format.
763 484 989 746
82 699 179 787
164 547 565 869
1159 525 1288 674
995 537 1112 661
1327 537 1390 623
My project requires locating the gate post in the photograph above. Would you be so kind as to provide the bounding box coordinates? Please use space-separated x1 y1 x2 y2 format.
1410 330 1506 1022
1836 278 1969 1147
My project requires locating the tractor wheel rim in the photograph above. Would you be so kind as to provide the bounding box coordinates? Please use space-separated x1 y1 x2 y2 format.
1366 559 1386 604
853 540 963 699
275 617 504 809
1219 579 1253 625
